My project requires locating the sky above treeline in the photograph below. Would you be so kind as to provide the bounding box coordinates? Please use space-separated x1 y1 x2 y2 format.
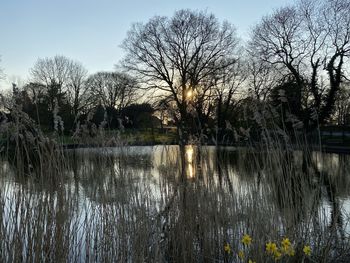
0 0 291 89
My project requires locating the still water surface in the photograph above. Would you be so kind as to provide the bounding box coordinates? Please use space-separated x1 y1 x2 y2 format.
0 145 349 261
2 145 350 223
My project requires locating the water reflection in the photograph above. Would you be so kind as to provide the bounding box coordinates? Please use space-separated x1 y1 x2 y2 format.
185 145 195 179
1 146 350 261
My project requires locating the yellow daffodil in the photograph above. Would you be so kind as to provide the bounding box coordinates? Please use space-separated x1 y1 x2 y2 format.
281 246 295 256
281 238 291 248
224 243 231 254
238 250 245 259
248 259 256 263
266 242 278 254
274 250 282 261
280 238 295 256
303 245 311 256
241 234 252 246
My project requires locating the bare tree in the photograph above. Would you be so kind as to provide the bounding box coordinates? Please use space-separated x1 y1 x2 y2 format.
249 0 350 129
66 61 89 117
207 58 247 140
31 56 70 90
246 57 281 102
86 71 139 112
122 9 239 138
31 55 72 112
30 55 88 117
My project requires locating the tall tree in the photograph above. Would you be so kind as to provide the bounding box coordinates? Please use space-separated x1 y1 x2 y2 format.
86 71 138 112
122 9 239 141
31 55 71 110
86 71 139 128
246 57 281 102
30 55 88 130
206 58 247 142
66 61 89 118
249 0 350 130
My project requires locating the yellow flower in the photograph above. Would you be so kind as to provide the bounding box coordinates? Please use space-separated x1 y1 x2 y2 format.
280 238 294 256
248 260 256 263
281 238 291 248
224 243 231 254
274 250 282 261
303 245 311 256
282 246 295 256
238 250 245 259
266 242 278 254
241 234 252 246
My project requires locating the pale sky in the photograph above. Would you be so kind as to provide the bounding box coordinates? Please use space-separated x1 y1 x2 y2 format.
0 0 292 89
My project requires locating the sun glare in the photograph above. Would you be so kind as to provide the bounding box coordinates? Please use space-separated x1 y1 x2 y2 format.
185 145 195 178
186 89 193 100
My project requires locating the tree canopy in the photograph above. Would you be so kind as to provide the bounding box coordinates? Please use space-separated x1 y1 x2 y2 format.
122 9 240 140
249 0 350 129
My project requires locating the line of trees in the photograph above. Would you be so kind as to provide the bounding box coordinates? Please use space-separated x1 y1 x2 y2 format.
2 55 147 134
122 1 350 143
1 0 349 143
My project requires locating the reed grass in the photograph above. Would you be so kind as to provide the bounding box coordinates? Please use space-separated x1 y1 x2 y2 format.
0 106 349 262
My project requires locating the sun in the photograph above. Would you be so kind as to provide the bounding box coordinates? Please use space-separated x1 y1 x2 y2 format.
186 89 193 100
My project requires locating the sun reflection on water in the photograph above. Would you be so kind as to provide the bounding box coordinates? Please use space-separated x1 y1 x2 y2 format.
185 145 195 179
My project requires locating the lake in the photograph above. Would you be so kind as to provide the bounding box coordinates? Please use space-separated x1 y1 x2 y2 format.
0 145 349 262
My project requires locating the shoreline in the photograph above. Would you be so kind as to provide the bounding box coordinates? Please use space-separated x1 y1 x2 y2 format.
62 142 350 154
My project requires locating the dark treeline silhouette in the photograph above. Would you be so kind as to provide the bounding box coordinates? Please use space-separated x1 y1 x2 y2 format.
2 56 155 136
1 0 349 144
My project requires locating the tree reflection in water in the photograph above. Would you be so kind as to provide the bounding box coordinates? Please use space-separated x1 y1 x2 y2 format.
0 146 350 261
